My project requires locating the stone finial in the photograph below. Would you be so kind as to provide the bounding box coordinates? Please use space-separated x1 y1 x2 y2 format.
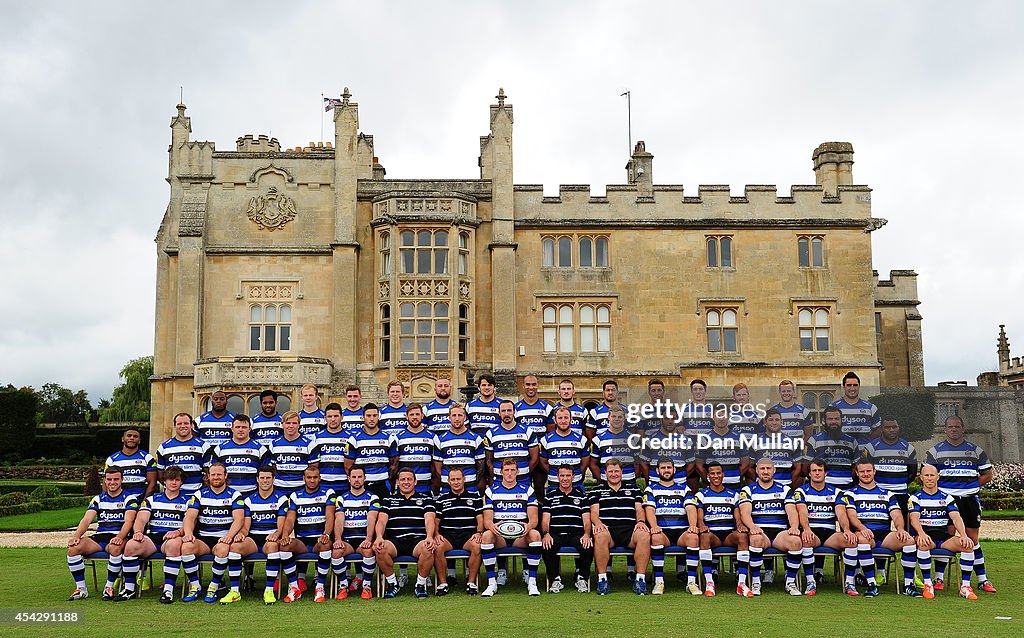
176 103 186 117
998 324 1010 366
342 87 351 105
496 88 506 107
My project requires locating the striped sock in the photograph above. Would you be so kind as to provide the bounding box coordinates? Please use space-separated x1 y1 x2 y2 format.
210 555 228 589
527 542 542 581
960 552 974 587
901 545 917 587
67 555 87 590
265 552 280 590
917 549 932 585
228 552 243 592
122 556 141 592
785 551 801 585
686 546 699 584
843 549 858 586
163 557 180 593
105 554 122 590
317 551 331 587
736 550 749 586
857 544 875 584
973 544 987 581
802 547 815 585
361 556 376 583
749 548 763 583
651 545 665 581
699 549 714 585
181 554 199 586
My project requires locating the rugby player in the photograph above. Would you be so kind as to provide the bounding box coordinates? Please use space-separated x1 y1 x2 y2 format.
344 403 394 499
224 466 288 604
829 372 880 444
590 459 651 595
297 384 326 437
638 379 666 435
644 457 696 595
119 466 189 602
729 383 762 439
589 404 638 486
433 403 485 488
374 468 437 599
278 465 337 603
341 385 365 436
681 379 715 441
861 416 919 531
313 403 350 495
515 374 554 493
925 415 995 593
104 427 157 500
211 414 267 498
333 467 379 599
538 406 590 488
65 467 138 601
268 411 317 494
771 380 814 441
485 399 538 485
791 459 857 596
805 406 858 490
552 379 589 435
746 409 804 489
910 464 978 599
424 376 455 436
842 458 914 597
691 461 748 597
180 463 245 603
378 380 409 440
480 459 543 597
541 465 593 593
156 412 211 495
639 416 697 492
466 373 504 438
588 379 624 439
695 410 748 490
391 402 436 494
251 389 283 447
737 458 803 596
432 467 484 595
195 390 235 447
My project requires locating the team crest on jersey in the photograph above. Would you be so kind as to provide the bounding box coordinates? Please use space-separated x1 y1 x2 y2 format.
573 498 581 505
416 499 424 506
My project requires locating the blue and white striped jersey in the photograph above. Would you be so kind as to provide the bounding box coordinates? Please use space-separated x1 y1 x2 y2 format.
515 399 553 441
423 399 453 436
104 450 157 499
554 402 589 434
243 490 287 536
267 434 317 493
925 440 992 497
211 439 268 496
805 432 859 489
485 423 536 480
484 481 537 523
337 488 380 542
433 430 484 485
341 406 365 437
769 403 813 440
791 484 844 532
696 430 746 488
156 435 211 494
843 484 898 532
194 410 235 447
692 486 739 533
298 409 326 437
89 490 139 535
344 429 393 486
250 413 283 447
860 437 918 494
188 486 244 537
747 433 804 487
539 430 589 485
909 489 959 533
466 396 504 437
310 429 349 492
829 398 879 443
739 481 793 530
288 486 336 538
392 428 436 492
378 404 408 439
140 491 189 534
643 480 691 529
590 428 637 483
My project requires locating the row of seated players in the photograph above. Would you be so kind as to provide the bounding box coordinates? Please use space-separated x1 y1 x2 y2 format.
66 454 986 604
115 402 915 506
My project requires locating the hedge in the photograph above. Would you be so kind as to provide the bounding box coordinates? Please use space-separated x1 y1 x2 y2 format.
0 492 29 507
38 496 91 510
0 502 43 517
26 428 150 462
0 484 82 496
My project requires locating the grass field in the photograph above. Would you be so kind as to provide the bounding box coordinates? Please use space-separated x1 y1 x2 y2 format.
0 545 1021 637
0 507 83 531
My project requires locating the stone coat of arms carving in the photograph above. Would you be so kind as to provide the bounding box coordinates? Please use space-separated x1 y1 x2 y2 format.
247 186 298 231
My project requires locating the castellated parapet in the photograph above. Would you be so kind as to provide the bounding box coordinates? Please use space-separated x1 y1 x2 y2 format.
236 134 281 153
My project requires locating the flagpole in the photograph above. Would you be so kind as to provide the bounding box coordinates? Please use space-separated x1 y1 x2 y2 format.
621 90 631 156
321 93 324 144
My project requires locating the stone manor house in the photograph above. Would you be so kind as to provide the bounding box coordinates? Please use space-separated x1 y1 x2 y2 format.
149 88 924 444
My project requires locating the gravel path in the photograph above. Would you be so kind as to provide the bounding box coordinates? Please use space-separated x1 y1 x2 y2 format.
2 521 1022 548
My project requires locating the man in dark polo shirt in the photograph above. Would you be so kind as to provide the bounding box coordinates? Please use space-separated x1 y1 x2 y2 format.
542 465 593 593
432 467 484 595
374 468 437 599
590 459 650 595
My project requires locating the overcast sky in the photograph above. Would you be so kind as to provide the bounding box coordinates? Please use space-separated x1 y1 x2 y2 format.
1 1 1021 402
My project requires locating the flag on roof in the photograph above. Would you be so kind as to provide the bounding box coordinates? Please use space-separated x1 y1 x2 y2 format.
324 97 344 112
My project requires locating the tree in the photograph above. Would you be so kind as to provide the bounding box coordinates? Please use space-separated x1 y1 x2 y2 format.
37 382 93 425
0 384 40 459
100 356 153 422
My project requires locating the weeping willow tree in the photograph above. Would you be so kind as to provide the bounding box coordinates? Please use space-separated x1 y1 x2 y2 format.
100 356 153 422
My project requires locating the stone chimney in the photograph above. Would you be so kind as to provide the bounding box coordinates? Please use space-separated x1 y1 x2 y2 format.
626 141 653 198
812 142 854 196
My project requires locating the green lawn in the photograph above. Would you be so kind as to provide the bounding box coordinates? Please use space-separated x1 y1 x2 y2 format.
0 507 82 531
0 544 1021 637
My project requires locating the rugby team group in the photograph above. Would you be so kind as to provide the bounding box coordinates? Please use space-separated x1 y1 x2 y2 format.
63 372 996 605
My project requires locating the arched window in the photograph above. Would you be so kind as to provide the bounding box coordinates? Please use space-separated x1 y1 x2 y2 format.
595 237 609 267
706 308 738 352
557 237 572 267
542 237 555 267
799 307 831 352
380 231 391 276
579 237 593 267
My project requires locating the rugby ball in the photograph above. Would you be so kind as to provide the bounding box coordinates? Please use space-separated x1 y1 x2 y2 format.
495 520 526 540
